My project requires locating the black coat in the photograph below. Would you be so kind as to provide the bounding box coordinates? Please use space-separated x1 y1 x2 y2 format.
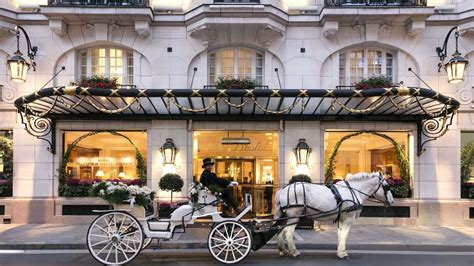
200 170 230 188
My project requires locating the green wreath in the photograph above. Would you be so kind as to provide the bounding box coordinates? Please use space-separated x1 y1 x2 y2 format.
461 140 474 183
0 137 13 197
324 130 411 188
58 131 147 186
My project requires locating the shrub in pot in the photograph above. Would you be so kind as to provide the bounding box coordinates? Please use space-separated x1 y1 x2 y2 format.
159 173 184 203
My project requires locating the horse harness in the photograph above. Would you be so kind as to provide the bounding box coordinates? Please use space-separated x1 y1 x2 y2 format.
278 181 364 226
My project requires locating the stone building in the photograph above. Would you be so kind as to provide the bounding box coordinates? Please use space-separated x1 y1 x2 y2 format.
0 0 472 226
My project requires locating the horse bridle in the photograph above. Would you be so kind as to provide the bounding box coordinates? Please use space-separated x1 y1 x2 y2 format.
369 172 392 204
345 172 391 205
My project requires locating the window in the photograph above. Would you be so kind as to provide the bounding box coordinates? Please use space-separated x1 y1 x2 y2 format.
0 130 13 197
64 131 146 182
324 131 410 181
461 132 474 199
209 47 263 84
339 48 394 86
78 47 133 85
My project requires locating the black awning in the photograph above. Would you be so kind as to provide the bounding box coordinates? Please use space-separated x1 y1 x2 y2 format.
14 85 459 155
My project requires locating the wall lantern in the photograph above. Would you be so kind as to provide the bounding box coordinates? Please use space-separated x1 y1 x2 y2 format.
7 26 38 83
436 26 469 84
160 138 179 165
293 138 312 165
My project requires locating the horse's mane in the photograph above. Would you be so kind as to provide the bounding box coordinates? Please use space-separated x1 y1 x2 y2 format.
345 172 378 182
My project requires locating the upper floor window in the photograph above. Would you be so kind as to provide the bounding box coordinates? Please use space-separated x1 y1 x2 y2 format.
339 48 394 86
209 47 263 84
78 47 133 85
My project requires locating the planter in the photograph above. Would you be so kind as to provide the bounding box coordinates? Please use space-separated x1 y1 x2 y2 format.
461 187 470 199
113 204 147 219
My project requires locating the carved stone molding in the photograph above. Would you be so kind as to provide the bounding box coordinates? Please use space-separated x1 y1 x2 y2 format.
189 25 216 47
323 21 339 38
406 20 425 37
1 86 16 104
256 24 284 48
49 19 68 36
0 21 15 39
135 21 150 38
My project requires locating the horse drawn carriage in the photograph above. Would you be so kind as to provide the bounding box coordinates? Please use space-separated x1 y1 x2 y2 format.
86 172 394 265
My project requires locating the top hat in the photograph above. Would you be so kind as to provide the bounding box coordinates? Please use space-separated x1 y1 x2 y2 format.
202 158 214 168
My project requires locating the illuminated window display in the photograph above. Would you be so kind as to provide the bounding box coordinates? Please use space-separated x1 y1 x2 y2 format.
64 131 146 182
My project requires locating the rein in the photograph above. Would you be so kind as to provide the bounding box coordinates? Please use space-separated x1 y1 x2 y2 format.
336 174 391 205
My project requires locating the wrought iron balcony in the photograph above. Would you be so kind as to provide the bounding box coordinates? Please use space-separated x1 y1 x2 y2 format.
214 0 260 4
324 0 427 7
48 0 149 7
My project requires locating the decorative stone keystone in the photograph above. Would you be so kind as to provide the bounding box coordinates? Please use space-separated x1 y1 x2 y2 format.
0 21 15 38
189 25 216 47
49 20 68 36
135 21 150 38
256 24 284 48
323 21 338 38
406 20 425 37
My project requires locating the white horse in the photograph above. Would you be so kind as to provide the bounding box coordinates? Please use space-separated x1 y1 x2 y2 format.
275 172 394 259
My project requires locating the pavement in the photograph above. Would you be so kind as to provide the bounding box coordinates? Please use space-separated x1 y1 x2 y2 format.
0 223 473 252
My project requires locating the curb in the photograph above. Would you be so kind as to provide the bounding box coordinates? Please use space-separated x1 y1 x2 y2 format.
0 242 472 252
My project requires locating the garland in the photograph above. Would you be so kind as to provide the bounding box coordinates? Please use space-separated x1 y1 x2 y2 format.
58 131 147 187
324 130 411 188
461 140 474 183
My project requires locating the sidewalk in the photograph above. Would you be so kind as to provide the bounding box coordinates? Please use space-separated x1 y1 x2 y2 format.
0 223 473 252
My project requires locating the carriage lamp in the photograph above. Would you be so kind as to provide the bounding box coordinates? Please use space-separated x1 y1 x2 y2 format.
7 26 38 83
293 138 312 165
160 138 179 165
436 26 469 84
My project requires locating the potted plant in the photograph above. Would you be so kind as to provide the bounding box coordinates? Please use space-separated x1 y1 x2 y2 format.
215 77 257 90
159 173 184 203
354 76 393 90
71 75 118 89
289 174 314 229
90 181 156 218
386 177 411 198
0 136 13 197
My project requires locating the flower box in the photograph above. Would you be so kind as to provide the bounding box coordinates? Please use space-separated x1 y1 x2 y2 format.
113 204 147 219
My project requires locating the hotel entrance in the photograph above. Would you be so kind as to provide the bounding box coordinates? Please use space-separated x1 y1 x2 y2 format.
193 131 278 216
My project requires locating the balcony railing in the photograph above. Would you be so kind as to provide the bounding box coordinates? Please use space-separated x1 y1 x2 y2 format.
48 0 149 7
214 0 260 4
324 0 427 7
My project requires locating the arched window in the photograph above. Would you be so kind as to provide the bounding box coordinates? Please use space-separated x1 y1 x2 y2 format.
339 48 394 86
78 47 133 85
209 47 263 84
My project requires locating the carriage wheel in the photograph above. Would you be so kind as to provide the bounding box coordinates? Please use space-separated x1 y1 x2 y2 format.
142 238 153 250
207 221 252 264
87 211 143 265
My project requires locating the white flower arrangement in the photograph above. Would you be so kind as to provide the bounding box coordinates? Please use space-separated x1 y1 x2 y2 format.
90 181 156 207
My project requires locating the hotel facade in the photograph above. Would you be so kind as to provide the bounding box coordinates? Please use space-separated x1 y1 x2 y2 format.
0 0 473 226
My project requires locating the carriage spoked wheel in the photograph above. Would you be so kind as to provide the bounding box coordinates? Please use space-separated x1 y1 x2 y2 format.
142 238 153 250
207 221 252 264
87 211 143 265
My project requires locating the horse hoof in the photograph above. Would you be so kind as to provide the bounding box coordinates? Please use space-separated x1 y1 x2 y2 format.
279 251 288 257
339 255 350 260
292 253 301 259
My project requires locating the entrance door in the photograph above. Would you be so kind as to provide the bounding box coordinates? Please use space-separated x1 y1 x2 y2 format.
193 131 278 217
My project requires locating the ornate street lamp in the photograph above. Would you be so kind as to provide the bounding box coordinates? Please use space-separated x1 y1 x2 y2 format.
436 26 469 84
293 138 312 165
160 138 179 165
7 26 38 82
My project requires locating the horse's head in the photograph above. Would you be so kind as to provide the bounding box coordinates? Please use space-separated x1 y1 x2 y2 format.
371 172 394 207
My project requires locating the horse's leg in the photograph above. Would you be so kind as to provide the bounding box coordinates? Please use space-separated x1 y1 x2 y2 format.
285 218 301 258
277 228 288 257
336 219 352 259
